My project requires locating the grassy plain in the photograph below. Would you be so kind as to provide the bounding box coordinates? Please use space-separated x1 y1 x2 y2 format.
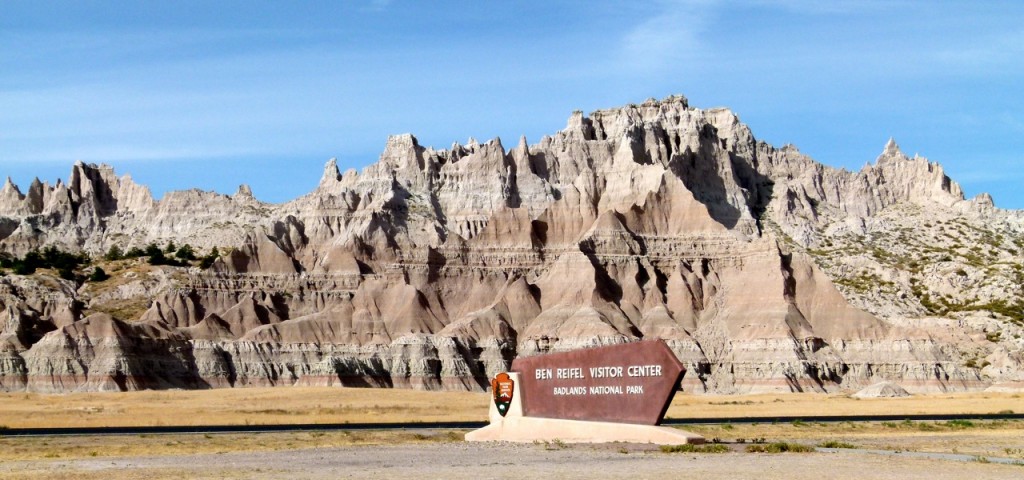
0 388 1019 429
1 388 1023 477
665 391 1021 419
0 387 486 428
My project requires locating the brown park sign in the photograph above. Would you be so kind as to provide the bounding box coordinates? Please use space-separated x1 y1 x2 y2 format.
510 339 685 425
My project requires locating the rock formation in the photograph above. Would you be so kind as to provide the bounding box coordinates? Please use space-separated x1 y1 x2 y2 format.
1 95 1021 394
851 381 911 399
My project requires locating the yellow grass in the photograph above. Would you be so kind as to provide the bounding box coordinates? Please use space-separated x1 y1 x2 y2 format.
665 391 1022 419
684 420 1024 459
0 387 488 429
77 259 171 321
0 388 1019 429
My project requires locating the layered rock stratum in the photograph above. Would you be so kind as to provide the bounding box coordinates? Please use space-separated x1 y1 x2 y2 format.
1 96 1022 394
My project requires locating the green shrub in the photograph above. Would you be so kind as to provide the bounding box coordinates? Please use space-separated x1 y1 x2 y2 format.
104 245 124 261
6 247 88 277
13 261 36 275
199 247 220 270
124 247 145 258
175 244 196 261
58 267 76 280
145 243 185 267
89 267 109 282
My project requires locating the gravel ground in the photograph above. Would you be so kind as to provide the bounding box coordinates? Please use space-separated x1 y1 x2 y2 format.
3 442 1022 480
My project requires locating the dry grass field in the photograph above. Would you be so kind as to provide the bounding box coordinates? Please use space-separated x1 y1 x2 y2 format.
0 387 1019 429
0 387 487 428
1 388 1022 479
666 391 1022 419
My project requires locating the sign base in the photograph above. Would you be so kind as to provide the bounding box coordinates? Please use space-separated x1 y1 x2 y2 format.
465 372 704 445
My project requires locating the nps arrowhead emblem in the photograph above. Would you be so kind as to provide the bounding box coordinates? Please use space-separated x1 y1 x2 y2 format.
492 372 515 417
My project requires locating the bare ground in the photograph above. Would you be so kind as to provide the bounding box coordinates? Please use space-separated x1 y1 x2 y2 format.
2 440 1022 480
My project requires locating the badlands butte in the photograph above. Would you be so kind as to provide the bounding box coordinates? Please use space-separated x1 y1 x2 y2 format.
1 96 1022 395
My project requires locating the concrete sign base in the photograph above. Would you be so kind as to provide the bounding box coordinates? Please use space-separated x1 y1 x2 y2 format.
465 373 704 445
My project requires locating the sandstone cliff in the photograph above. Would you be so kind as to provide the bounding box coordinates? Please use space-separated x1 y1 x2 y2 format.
1 95 1021 394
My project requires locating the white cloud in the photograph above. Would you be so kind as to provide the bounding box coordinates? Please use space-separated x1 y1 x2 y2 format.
616 0 713 73
737 0 899 15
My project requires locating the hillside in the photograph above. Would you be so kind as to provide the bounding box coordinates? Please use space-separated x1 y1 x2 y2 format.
1 95 1021 394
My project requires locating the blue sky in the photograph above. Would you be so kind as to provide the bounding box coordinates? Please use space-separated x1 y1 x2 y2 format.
2 1 1023 208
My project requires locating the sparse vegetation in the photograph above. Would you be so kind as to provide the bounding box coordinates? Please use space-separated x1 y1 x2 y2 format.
145 243 187 267
660 443 730 454
806 209 1024 332
946 419 976 429
819 440 856 449
746 442 814 453
832 271 897 294
0 246 89 278
102 241 217 269
544 438 567 450
913 288 1024 323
